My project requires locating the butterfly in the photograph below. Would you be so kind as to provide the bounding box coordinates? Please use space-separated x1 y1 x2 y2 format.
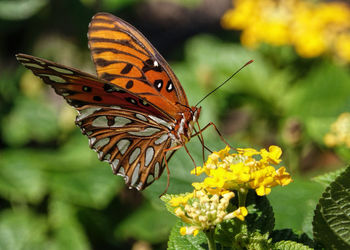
16 12 208 191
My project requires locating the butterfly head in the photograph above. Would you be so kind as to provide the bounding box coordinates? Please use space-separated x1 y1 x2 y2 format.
182 106 201 142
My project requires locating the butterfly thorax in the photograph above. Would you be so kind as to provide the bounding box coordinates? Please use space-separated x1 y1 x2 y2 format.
171 106 201 144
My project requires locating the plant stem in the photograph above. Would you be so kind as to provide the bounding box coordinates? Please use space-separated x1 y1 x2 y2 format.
238 188 248 207
205 228 216 250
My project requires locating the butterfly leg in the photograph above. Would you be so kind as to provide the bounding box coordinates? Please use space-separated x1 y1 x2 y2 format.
159 155 171 198
159 144 184 197
191 122 232 148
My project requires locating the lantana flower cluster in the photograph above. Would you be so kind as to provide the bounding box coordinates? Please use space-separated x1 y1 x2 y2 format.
324 112 350 148
167 145 292 236
221 0 350 62
192 145 292 196
169 190 247 236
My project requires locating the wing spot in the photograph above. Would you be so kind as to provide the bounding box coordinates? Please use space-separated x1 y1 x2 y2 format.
92 116 108 127
121 63 133 74
145 147 155 167
104 83 125 93
77 107 101 121
93 137 110 149
93 96 102 101
104 153 111 161
131 163 141 186
23 63 45 69
89 137 97 146
128 127 161 137
140 99 149 106
135 113 148 121
39 74 66 83
126 97 137 105
112 116 132 127
154 162 160 179
48 66 74 74
166 80 174 92
129 148 141 164
111 159 120 172
126 80 134 89
149 115 172 129
155 134 169 145
146 175 154 184
82 86 92 92
154 79 163 91
117 139 131 155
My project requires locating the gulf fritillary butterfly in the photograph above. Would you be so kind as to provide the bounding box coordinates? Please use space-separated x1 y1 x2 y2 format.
16 12 208 191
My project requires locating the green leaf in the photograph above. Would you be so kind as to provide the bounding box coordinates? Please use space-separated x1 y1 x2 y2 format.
0 149 47 203
270 229 314 248
313 166 350 249
245 191 275 234
2 97 59 146
115 201 177 243
273 240 313 250
49 199 91 250
0 209 48 250
216 219 247 247
0 0 48 20
312 167 347 187
268 177 323 232
168 220 207 250
284 62 350 144
49 165 122 209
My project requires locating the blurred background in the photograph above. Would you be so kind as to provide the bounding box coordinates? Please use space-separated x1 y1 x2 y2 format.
1 0 350 249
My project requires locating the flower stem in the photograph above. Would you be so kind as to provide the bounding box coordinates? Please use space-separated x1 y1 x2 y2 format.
205 228 216 250
238 188 248 207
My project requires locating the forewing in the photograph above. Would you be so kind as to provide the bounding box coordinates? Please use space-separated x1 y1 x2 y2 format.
77 105 176 190
88 12 189 118
16 53 170 120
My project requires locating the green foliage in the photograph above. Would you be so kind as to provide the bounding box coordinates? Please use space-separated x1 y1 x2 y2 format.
312 167 347 187
0 0 48 20
168 221 207 250
313 166 350 249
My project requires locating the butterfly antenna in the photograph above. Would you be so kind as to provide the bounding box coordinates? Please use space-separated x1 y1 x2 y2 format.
195 60 254 107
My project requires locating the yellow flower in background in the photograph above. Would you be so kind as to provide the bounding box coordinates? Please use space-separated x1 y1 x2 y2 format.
222 0 350 63
193 146 292 196
324 112 350 148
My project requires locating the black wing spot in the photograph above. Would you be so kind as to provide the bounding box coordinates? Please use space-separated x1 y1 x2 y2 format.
140 99 150 106
121 63 133 74
166 80 173 92
126 80 134 89
107 116 115 126
103 83 125 93
126 97 137 105
142 59 162 73
82 86 92 92
154 79 163 91
93 96 102 101
95 58 112 67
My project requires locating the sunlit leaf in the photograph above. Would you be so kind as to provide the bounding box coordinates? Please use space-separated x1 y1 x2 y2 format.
0 0 48 20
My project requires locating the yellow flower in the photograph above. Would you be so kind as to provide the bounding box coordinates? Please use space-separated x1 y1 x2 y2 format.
233 207 248 221
324 112 350 148
222 0 350 62
192 145 292 197
168 190 242 236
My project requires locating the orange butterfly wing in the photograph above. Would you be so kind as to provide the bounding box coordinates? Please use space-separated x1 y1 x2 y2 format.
88 12 189 119
15 54 168 119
